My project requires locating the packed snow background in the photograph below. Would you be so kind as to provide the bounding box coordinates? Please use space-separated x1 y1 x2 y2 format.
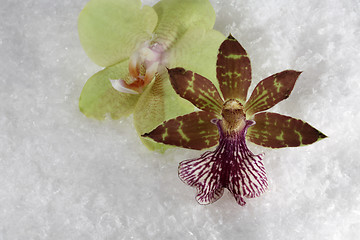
0 0 359 239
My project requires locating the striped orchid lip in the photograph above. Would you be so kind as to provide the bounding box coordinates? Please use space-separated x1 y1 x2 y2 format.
178 99 268 205
179 119 267 205
143 35 326 205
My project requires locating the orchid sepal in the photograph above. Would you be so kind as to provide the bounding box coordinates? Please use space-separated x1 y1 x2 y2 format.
78 0 158 67
217 34 251 104
143 111 219 150
247 112 327 148
152 0 216 47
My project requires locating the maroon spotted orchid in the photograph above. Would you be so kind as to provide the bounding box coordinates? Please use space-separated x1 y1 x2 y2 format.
143 35 326 206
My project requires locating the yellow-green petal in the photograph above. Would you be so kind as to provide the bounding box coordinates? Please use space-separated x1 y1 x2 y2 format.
78 0 158 67
79 60 139 120
168 28 225 89
133 72 194 152
153 0 216 46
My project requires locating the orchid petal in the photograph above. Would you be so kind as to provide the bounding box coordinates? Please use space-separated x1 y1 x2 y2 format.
244 70 301 116
247 112 327 148
168 68 224 114
133 72 194 152
167 28 225 89
143 111 219 150
217 35 251 104
153 0 216 47
78 0 158 67
79 60 139 120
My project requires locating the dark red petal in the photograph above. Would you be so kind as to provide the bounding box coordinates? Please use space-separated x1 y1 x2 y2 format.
216 34 251 103
168 68 223 114
142 111 219 150
247 112 327 148
244 70 301 116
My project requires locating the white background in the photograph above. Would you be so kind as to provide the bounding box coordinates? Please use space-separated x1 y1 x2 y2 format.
1 0 359 239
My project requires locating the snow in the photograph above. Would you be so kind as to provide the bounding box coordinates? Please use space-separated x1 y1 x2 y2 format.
1 0 359 239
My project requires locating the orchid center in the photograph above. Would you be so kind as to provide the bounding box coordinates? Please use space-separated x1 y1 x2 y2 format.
126 41 167 93
221 99 246 135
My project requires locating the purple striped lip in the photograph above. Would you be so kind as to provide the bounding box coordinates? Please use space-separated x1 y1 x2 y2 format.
178 119 268 205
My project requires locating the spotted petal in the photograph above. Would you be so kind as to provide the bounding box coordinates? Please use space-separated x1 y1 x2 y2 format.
143 111 219 150
79 60 139 119
78 0 158 67
247 112 327 148
168 68 224 114
244 70 301 116
153 0 216 47
217 35 251 104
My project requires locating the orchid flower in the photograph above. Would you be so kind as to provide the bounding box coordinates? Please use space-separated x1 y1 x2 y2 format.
78 0 224 151
143 35 327 205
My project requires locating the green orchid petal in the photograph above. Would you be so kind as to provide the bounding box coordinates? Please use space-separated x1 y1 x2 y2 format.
153 0 216 46
247 112 327 148
168 27 225 88
168 68 224 114
217 35 251 104
133 72 194 152
143 111 219 150
244 70 302 117
78 0 158 67
79 60 139 120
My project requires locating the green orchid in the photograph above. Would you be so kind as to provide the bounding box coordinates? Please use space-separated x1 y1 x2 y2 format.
78 0 224 152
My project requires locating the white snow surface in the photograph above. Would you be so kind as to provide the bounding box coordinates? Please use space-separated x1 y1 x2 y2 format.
0 0 359 239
